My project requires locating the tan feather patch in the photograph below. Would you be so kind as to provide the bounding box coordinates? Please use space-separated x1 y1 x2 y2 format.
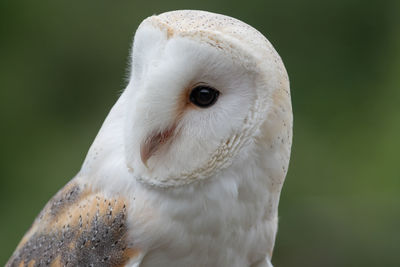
7 179 141 267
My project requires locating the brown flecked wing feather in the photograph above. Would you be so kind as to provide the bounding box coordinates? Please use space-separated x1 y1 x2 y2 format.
6 179 141 267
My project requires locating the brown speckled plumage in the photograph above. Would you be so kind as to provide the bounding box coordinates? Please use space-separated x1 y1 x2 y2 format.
7 181 139 267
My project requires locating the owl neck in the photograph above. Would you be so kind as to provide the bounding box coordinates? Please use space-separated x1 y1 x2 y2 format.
133 146 280 265
79 90 130 190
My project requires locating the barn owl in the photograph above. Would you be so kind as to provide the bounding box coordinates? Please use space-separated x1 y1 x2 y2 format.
7 10 292 267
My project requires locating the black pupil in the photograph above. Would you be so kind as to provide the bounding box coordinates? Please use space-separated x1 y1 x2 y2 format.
189 86 219 108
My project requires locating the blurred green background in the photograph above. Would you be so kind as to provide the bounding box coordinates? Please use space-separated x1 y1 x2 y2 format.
1 0 399 266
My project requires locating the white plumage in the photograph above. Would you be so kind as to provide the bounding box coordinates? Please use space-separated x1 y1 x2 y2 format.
7 10 292 267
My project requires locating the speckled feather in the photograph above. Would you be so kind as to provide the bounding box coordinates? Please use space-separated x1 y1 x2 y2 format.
7 180 140 267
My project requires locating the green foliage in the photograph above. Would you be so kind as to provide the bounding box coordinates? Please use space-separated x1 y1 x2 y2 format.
1 0 399 265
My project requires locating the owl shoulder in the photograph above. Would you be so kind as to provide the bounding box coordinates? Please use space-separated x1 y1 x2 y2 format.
7 178 142 267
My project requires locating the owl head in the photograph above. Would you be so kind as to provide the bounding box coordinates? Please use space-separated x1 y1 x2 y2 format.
119 10 292 188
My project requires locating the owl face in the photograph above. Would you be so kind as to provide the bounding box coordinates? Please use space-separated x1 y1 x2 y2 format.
123 11 288 187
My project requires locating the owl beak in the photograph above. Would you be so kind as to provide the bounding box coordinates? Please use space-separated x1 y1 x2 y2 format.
140 125 176 167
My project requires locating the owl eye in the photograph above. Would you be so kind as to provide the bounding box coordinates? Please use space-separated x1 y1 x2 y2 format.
189 85 220 108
